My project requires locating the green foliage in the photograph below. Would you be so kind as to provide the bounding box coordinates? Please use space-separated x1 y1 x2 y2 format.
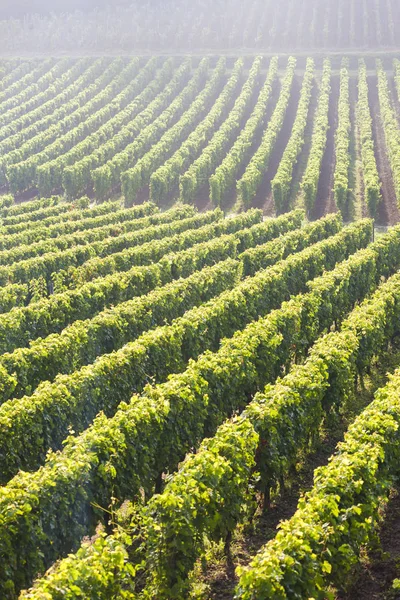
0 59 60 127
149 58 244 205
0 195 13 213
178 56 270 204
62 58 186 200
0 58 104 155
5 59 158 195
0 210 273 352
208 56 278 207
392 579 400 590
236 273 400 596
143 420 259 599
26 219 400 600
0 256 243 403
301 58 331 213
357 60 381 217
2 52 400 600
0 196 72 230
20 531 137 599
0 212 309 480
0 200 145 252
5 59 144 193
89 58 196 202
334 58 351 215
272 58 314 213
0 220 370 597
377 59 400 207
122 58 226 206
51 207 263 292
237 57 297 208
0 205 165 268
0 204 200 286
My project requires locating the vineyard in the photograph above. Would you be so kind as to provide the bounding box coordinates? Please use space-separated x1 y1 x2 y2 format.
0 196 400 600
2 1 400 598
2 55 400 226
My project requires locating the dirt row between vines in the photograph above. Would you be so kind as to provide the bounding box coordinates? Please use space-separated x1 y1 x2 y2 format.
312 74 339 219
336 489 400 600
368 74 400 227
253 72 301 215
194 72 277 213
198 343 400 600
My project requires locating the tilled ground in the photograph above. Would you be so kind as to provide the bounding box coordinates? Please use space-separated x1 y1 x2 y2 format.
369 75 400 226
312 74 339 220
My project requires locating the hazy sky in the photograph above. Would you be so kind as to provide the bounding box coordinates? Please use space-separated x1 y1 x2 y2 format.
0 0 133 18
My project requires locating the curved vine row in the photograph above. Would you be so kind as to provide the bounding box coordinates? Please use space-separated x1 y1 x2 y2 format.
376 59 400 206
6 58 147 194
0 205 199 286
210 56 281 206
237 57 297 207
0 58 75 129
63 58 194 199
237 269 400 598
0 220 372 598
0 211 268 351
0 58 106 151
90 58 211 201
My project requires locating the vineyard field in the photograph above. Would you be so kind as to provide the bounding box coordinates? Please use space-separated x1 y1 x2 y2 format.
2 199 400 600
2 56 400 226
3 1 400 598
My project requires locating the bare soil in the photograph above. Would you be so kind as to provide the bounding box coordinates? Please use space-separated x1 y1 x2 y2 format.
251 73 301 216
368 75 400 226
196 343 400 600
289 80 319 210
14 187 41 203
204 430 343 600
193 71 271 213
336 489 400 600
312 74 339 219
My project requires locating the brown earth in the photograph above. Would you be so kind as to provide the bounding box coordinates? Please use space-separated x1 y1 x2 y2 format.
287 79 319 210
368 74 400 226
204 429 343 600
312 74 339 219
196 343 400 600
251 72 301 215
193 70 271 213
336 489 400 600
